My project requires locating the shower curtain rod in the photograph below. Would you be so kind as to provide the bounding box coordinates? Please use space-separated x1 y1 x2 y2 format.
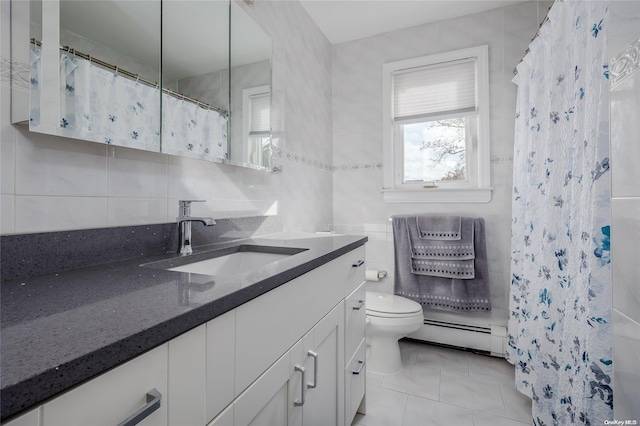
514 0 559 74
31 38 228 117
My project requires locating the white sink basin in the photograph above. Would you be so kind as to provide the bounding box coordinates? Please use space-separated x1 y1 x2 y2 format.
168 251 293 277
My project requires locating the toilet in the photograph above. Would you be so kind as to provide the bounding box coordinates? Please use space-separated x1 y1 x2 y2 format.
365 291 424 374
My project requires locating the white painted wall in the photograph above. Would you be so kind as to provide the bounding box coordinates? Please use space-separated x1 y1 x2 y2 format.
331 1 552 313
0 0 334 235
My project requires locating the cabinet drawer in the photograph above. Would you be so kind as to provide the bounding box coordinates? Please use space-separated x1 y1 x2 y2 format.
345 339 366 426
43 344 168 426
344 246 366 296
345 281 366 360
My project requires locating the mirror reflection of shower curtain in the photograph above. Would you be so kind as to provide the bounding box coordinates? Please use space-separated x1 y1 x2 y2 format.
57 52 228 160
29 48 41 127
507 1 612 424
162 93 228 161
59 53 160 151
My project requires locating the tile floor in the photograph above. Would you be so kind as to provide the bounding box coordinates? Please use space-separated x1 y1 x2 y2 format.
352 340 533 426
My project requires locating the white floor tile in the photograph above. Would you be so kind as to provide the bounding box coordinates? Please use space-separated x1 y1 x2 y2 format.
499 382 532 423
440 370 507 417
467 353 516 385
355 385 408 426
399 339 421 366
403 395 474 426
473 411 531 426
367 370 384 387
381 363 441 400
356 341 531 426
415 344 470 374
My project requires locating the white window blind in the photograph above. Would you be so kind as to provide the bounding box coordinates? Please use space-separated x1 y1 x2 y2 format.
393 58 476 125
249 93 271 136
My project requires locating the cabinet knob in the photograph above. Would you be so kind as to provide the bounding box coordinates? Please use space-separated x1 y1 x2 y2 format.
117 388 162 426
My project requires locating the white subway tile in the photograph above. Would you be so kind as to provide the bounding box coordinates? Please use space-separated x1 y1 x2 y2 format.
107 146 167 198
611 70 640 198
612 197 640 324
613 309 640 421
107 198 168 227
15 128 108 196
609 1 640 58
1 194 14 234
167 156 212 201
15 196 107 233
1 90 15 194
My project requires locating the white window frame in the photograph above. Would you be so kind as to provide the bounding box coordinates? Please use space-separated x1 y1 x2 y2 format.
241 85 271 166
382 46 492 203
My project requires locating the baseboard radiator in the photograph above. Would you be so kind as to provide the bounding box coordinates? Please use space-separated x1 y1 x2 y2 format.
407 318 507 357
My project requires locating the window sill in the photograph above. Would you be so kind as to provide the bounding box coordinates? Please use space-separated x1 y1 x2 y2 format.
381 187 492 203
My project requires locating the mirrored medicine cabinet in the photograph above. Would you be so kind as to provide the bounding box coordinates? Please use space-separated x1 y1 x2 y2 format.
10 0 273 171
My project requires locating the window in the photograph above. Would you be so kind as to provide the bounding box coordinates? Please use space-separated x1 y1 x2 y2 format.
382 46 491 203
242 85 271 168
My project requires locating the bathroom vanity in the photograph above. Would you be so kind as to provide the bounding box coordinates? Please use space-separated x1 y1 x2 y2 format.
0 233 367 426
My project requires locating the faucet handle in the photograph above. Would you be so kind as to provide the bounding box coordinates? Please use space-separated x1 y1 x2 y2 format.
178 200 206 217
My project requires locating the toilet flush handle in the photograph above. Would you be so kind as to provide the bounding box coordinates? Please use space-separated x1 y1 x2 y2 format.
352 260 364 268
352 299 365 310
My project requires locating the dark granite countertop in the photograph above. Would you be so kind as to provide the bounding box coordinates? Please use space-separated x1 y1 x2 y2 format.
0 232 367 421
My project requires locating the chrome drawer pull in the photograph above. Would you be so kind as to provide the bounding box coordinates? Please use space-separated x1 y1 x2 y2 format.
307 350 318 389
352 299 365 310
352 360 365 375
352 260 365 268
117 388 161 426
294 365 306 406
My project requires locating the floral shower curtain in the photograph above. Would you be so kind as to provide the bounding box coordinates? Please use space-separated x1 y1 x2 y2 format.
507 1 612 425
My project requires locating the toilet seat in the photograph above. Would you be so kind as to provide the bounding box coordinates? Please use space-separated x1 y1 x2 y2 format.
366 291 422 318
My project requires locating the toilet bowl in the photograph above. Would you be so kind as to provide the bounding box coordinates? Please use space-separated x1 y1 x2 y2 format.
365 291 424 374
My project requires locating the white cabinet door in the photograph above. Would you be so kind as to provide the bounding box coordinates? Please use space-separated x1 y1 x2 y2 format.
207 404 233 426
288 337 309 426
234 350 293 426
168 324 206 426
43 344 168 426
303 302 345 426
206 309 236 422
1 408 40 426
235 303 346 426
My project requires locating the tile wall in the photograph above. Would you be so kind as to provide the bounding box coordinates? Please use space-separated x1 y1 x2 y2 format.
0 0 334 235
331 1 552 313
609 1 640 420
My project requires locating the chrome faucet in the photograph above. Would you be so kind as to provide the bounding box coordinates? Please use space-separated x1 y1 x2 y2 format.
177 200 216 255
